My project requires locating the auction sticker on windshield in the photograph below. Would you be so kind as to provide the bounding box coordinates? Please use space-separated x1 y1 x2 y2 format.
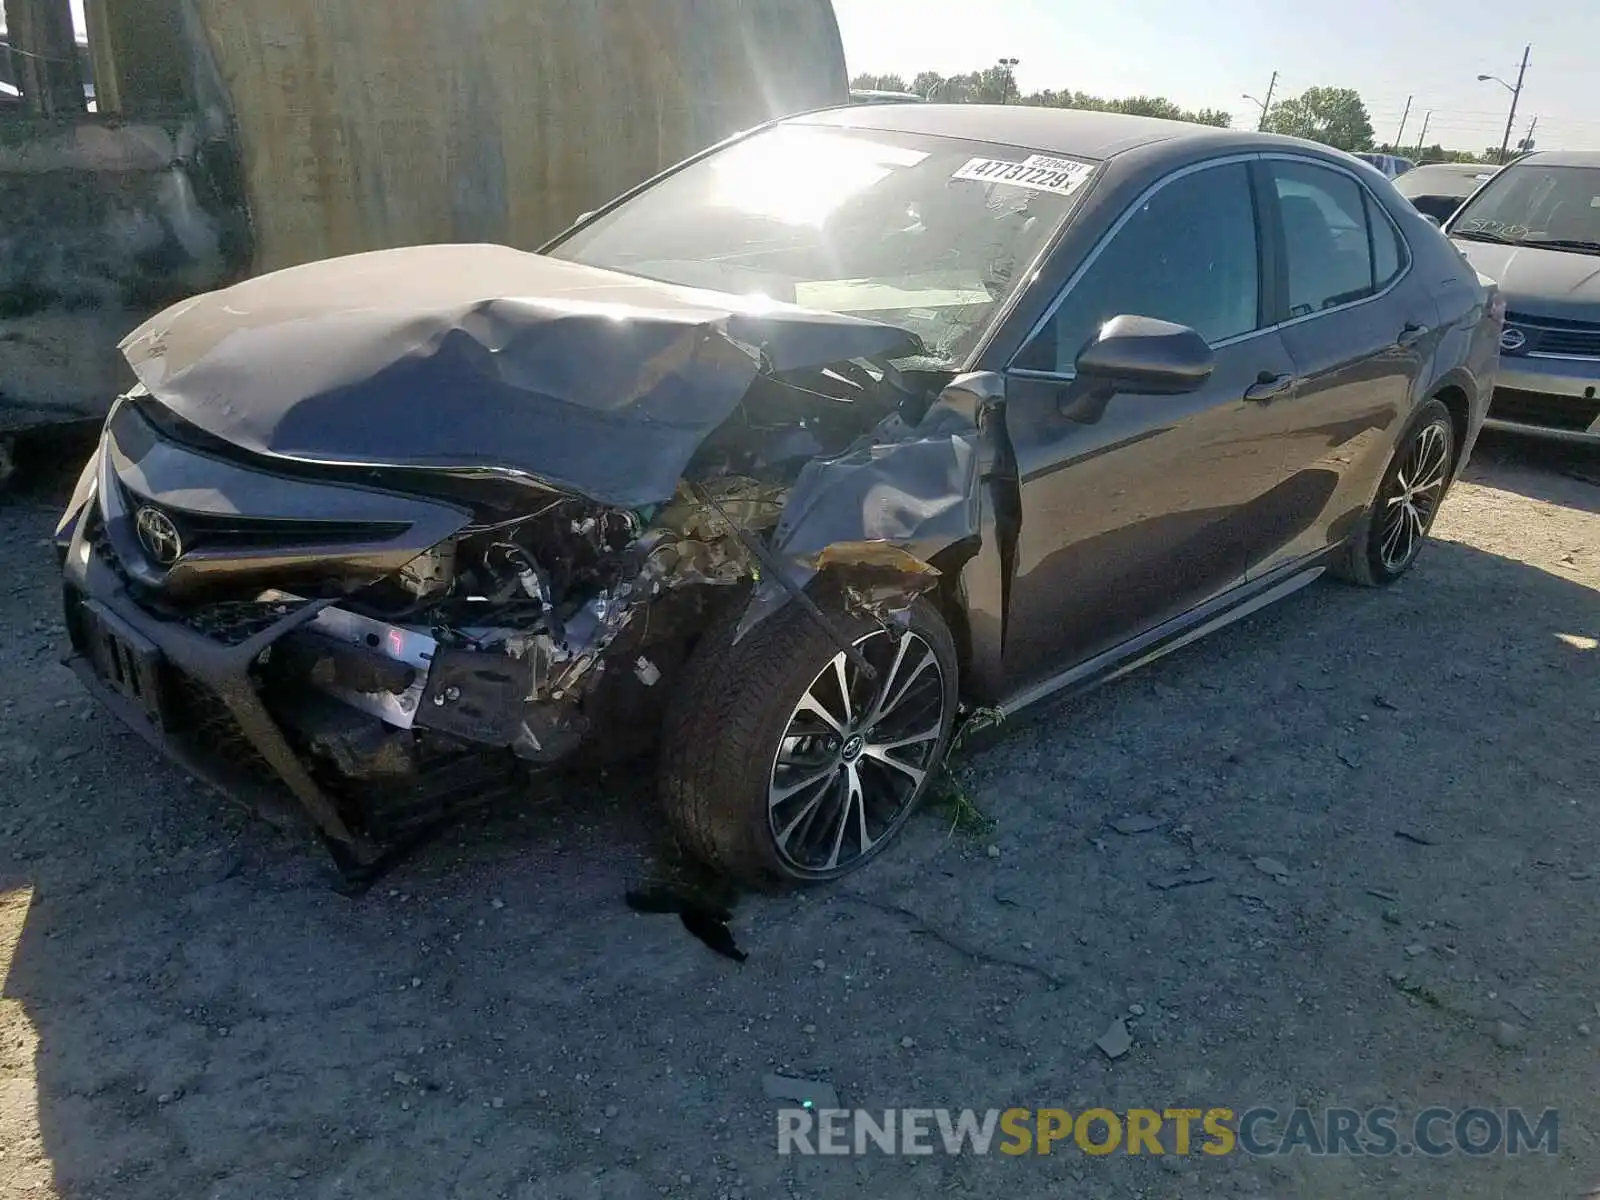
952 154 1094 196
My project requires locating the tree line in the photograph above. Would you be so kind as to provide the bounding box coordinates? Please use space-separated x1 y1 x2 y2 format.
852 68 1230 127
852 72 1497 164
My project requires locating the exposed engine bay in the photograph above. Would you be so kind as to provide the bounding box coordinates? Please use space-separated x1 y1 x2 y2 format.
269 354 953 779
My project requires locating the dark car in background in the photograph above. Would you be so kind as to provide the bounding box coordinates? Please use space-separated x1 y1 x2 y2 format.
1394 162 1500 223
1445 150 1600 444
56 106 1502 886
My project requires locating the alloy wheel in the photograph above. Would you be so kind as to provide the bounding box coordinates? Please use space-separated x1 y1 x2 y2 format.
766 629 948 876
1378 419 1451 573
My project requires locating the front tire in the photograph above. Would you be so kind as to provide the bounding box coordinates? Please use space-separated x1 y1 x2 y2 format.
659 596 959 888
1332 398 1456 587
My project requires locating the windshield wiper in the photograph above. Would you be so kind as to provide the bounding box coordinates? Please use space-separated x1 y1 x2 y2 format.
1524 238 1600 255
1451 229 1518 244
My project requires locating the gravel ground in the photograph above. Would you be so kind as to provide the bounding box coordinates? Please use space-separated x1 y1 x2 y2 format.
1 433 1596 1200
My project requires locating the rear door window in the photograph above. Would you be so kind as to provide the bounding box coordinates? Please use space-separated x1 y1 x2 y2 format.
1367 192 1407 288
1272 160 1380 316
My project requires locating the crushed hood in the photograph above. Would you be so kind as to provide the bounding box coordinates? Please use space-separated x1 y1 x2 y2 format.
1450 238 1600 322
120 244 921 509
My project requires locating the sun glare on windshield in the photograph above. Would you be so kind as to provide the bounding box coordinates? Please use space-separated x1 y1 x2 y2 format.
708 127 928 227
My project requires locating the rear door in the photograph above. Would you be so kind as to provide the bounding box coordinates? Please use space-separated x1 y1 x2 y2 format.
999 158 1297 691
1249 156 1436 577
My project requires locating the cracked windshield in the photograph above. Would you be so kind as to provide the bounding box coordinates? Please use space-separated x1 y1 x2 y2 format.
551 124 1091 364
1451 163 1600 250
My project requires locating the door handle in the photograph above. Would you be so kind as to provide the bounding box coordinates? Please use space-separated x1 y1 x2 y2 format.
1397 321 1430 347
1243 371 1297 403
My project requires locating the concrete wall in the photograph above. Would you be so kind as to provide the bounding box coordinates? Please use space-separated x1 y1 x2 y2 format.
191 0 850 272
0 116 250 427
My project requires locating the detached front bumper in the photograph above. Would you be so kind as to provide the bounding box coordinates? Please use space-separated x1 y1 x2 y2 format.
1486 356 1600 445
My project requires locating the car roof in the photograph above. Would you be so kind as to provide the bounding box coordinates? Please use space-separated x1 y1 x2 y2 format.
1395 162 1497 186
1513 150 1600 168
1405 162 1495 176
798 102 1307 162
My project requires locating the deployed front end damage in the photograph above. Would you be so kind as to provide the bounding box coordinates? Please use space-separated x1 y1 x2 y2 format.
55 246 1005 874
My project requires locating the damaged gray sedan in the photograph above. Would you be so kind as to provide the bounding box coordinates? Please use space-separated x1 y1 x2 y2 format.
56 106 1503 885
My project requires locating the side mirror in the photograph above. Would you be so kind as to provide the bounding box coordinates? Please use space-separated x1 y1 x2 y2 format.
1421 213 1442 228
1060 315 1215 422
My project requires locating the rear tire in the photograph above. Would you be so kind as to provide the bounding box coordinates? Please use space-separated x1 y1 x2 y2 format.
1331 398 1455 587
658 595 959 888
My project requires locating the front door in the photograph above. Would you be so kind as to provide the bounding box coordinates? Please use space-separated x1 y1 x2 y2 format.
998 158 1296 693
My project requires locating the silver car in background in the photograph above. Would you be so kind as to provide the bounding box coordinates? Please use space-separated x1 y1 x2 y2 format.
1445 149 1600 445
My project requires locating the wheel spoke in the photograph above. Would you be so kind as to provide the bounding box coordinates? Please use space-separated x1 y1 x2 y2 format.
863 636 911 725
1381 508 1407 559
1413 459 1447 496
872 645 936 726
860 745 927 788
1395 504 1418 564
864 720 942 755
795 689 845 736
774 775 833 850
770 763 838 807
853 765 874 854
830 655 855 727
825 766 863 869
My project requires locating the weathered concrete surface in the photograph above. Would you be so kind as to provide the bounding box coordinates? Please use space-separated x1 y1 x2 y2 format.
0 116 249 427
191 0 850 271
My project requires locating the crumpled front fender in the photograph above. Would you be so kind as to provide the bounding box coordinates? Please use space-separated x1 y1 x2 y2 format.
734 371 1008 641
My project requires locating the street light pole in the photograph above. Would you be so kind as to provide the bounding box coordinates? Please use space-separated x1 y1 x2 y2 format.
1479 44 1530 165
1413 111 1431 157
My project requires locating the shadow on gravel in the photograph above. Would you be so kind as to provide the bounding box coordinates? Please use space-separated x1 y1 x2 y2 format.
1 514 1597 1199
1465 431 1600 512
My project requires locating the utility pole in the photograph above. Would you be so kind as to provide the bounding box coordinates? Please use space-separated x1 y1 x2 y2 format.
997 57 1019 104
1413 111 1431 157
1256 70 1277 131
1494 44 1531 165
1517 114 1538 155
1394 96 1412 150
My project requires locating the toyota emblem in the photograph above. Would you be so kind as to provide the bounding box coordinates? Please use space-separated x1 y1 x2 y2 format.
134 506 184 566
1499 326 1527 353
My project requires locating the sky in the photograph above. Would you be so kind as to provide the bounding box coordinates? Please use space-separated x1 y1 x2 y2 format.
832 0 1597 155
24 0 1591 155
